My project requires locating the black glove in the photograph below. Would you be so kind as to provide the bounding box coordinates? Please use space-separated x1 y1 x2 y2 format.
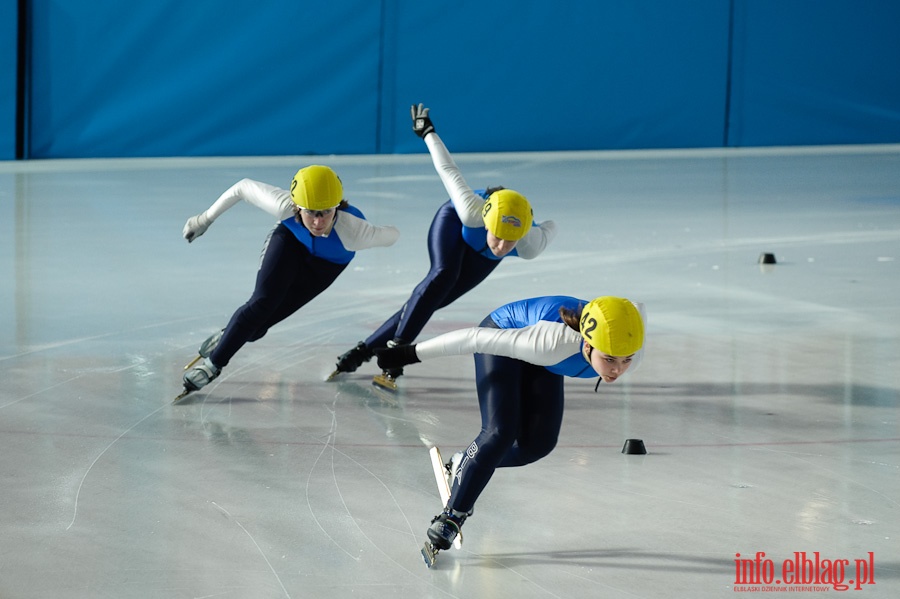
376 344 421 370
411 103 435 138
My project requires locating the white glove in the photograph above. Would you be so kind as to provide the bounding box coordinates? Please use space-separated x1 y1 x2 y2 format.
183 212 212 243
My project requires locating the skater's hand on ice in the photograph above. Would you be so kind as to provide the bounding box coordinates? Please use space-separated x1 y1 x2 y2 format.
183 212 212 243
376 344 421 369
411 104 435 139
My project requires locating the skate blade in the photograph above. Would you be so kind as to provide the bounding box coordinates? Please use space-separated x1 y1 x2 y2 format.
421 542 439 568
372 374 398 392
172 388 193 404
325 369 342 382
183 355 202 371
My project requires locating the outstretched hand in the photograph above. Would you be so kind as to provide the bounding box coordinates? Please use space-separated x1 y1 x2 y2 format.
182 213 211 243
411 103 435 139
376 344 421 370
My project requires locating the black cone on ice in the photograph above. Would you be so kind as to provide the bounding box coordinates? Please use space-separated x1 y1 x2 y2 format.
622 439 647 455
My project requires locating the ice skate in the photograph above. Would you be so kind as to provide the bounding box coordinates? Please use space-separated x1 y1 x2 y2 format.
184 329 224 370
326 341 374 381
421 508 468 568
421 447 465 567
372 368 402 391
175 357 220 403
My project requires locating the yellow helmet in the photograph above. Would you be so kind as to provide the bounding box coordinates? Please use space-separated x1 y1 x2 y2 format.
579 297 644 356
290 165 343 210
481 189 533 241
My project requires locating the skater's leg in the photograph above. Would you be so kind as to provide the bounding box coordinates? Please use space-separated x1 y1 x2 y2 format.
384 202 470 346
363 308 404 350
426 249 499 310
424 352 526 550
210 226 344 368
248 253 345 338
446 353 526 514
209 226 301 367
496 364 564 467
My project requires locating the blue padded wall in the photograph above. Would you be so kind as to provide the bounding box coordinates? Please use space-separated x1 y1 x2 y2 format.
383 1 731 154
728 0 900 146
0 1 18 160
12 0 900 158
27 0 382 158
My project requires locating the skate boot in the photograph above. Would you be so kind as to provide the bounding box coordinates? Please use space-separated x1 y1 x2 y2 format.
175 357 221 402
428 508 469 550
421 507 470 566
326 341 374 381
184 329 225 370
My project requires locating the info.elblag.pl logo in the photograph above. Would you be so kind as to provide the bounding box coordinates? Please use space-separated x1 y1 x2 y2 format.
733 552 876 592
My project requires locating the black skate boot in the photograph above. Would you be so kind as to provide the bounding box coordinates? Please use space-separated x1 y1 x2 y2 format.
427 508 468 550
326 341 374 381
421 507 470 567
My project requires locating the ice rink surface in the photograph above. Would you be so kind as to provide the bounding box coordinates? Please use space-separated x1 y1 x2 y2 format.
1 146 898 598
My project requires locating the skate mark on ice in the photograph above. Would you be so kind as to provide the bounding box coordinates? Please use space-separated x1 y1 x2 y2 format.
304 393 425 579
305 402 362 561
0 315 205 363
212 502 292 599
67 404 166 531
192 325 336 423
1 374 84 410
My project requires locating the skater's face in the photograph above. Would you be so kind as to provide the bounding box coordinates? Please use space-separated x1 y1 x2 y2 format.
583 343 634 384
486 231 517 257
299 207 337 237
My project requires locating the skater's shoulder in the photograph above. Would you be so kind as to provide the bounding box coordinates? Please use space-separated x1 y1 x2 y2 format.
333 208 399 249
337 202 365 220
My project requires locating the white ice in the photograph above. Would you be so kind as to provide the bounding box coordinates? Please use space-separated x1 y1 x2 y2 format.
1 146 898 598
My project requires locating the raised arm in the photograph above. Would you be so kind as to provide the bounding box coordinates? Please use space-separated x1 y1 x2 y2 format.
412 104 485 228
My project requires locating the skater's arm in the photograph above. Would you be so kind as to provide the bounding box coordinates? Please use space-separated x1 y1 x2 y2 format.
333 211 400 250
204 179 294 221
514 219 558 259
415 321 582 366
423 133 485 228
183 179 294 242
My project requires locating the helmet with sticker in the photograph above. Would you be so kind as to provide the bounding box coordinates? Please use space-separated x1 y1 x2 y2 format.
481 189 532 241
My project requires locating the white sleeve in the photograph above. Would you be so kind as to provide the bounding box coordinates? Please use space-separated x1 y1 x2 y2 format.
415 320 583 366
333 211 400 250
203 179 295 222
514 219 557 259
423 133 485 227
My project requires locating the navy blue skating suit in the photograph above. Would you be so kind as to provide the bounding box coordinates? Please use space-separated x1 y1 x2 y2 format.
363 132 557 351
413 295 645 514
192 179 399 368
